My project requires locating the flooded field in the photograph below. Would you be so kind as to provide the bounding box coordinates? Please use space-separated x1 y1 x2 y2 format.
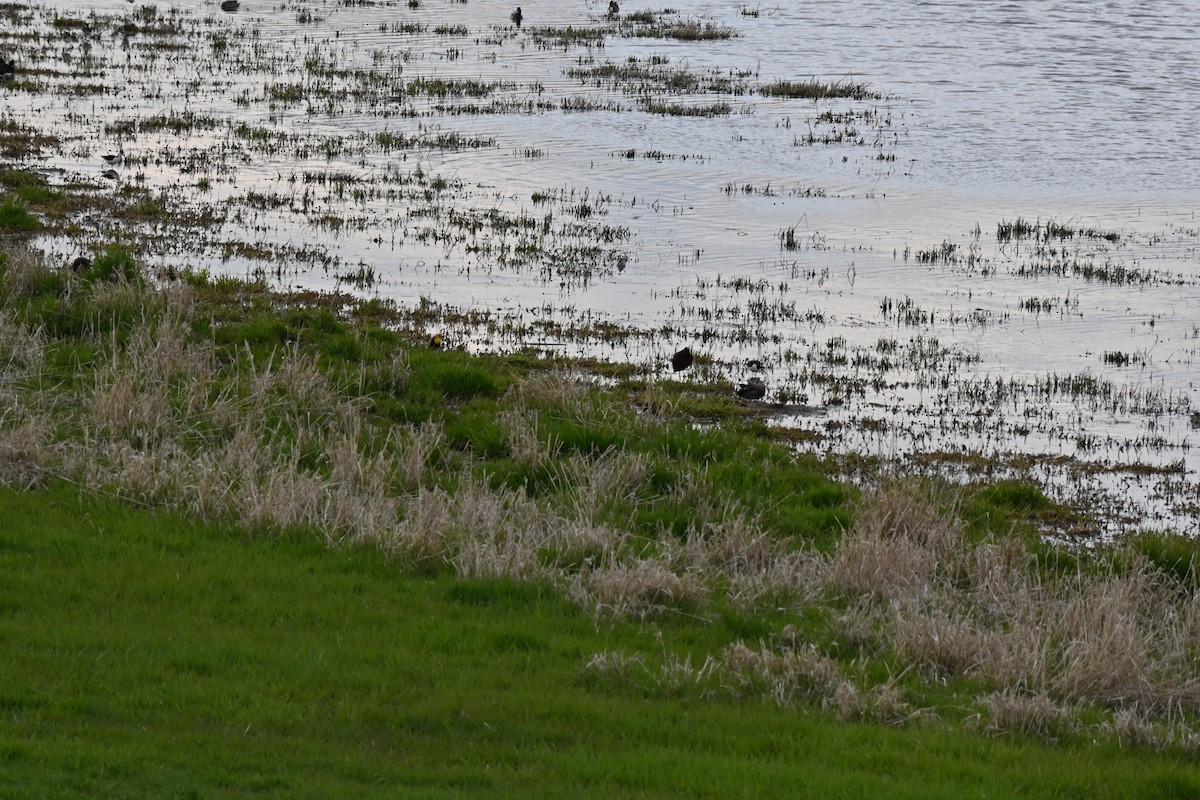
2 0 1197 535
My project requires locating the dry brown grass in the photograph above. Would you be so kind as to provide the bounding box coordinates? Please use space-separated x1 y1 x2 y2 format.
581 650 647 680
825 483 1200 726
721 639 850 708
0 410 50 489
1102 707 1200 752
974 690 1076 740
5 245 1200 744
568 556 709 619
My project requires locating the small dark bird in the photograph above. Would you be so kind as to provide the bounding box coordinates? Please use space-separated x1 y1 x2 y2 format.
429 333 444 350
0 59 15 78
746 358 765 372
736 377 767 401
101 149 123 165
70 256 92 272
511 6 523 26
220 0 239 11
608 1 619 15
670 347 693 372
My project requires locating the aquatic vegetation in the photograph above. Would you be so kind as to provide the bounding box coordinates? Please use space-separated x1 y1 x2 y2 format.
530 25 608 47
762 78 879 101
998 216 1121 243
640 99 732 117
640 20 737 41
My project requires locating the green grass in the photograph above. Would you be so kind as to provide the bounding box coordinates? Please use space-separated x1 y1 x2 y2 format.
0 196 42 233
5 242 1200 781
2 483 1199 799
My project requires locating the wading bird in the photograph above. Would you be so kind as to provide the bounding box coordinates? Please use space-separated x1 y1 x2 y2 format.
671 347 693 372
511 6 523 26
736 377 766 401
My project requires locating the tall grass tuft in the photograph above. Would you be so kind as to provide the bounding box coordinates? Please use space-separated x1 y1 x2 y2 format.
762 78 879 101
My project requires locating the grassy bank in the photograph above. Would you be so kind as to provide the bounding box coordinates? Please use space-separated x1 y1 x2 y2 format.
2 483 1199 799
2 240 1200 794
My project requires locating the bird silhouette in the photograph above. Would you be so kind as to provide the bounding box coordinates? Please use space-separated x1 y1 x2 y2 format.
735 377 766 401
671 347 693 372
608 1 619 15
0 58 15 78
100 169 120 181
70 256 92 272
511 6 523 26
220 0 239 11
101 149 123 165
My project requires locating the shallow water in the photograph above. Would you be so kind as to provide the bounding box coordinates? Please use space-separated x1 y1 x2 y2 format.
2 0 1198 533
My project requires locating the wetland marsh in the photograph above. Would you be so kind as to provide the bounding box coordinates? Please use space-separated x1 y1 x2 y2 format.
2 0 1197 534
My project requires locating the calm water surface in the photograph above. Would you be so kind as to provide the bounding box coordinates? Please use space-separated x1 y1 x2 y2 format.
3 0 1198 532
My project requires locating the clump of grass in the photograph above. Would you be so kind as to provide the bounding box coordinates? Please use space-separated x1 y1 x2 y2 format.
659 20 736 41
530 26 608 47
780 225 800 250
640 100 731 117
79 245 142 286
762 78 879 101
1044 218 1121 242
974 690 1077 740
997 217 1121 243
996 217 1039 242
0 197 42 233
913 241 959 264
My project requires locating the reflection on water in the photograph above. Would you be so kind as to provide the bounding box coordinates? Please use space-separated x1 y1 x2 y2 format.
1 0 1197 534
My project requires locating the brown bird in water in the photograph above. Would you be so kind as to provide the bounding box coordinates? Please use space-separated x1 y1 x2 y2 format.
735 377 766 401
670 347 693 372
511 6 523 26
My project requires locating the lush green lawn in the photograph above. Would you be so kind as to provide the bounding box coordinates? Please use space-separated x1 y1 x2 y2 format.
2 484 1198 799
